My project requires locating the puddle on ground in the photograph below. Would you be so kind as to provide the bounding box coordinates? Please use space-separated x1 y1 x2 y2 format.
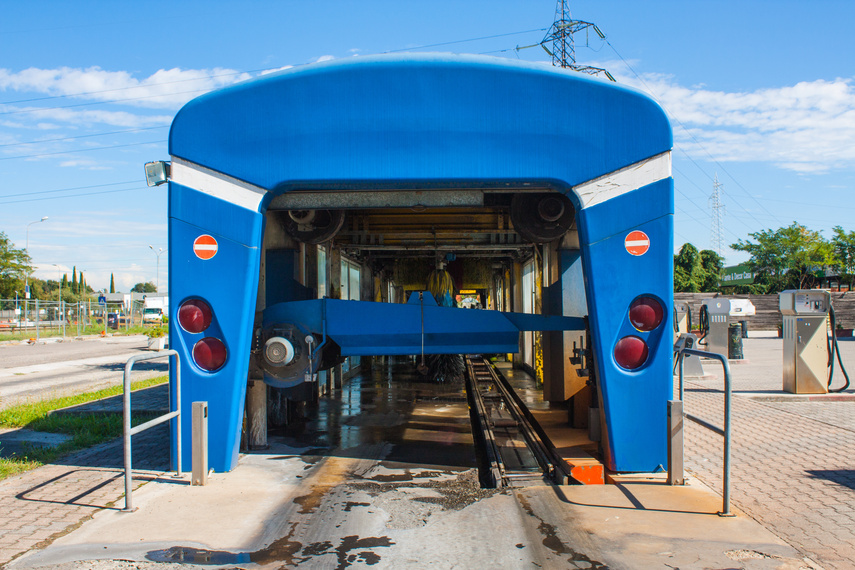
147 529 394 569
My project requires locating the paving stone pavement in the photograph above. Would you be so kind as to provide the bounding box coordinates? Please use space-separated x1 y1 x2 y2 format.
681 339 855 570
0 425 170 569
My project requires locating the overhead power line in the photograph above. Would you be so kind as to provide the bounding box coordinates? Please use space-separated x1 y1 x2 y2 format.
0 186 146 205
0 126 168 148
0 140 163 161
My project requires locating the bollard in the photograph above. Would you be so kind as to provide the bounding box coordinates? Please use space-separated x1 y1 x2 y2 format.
192 401 209 486
727 323 743 359
667 400 684 485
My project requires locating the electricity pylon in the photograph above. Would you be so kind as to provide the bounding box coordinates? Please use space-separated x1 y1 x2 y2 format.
541 0 614 81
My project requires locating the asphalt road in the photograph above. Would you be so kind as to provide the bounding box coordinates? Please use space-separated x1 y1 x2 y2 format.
0 335 168 409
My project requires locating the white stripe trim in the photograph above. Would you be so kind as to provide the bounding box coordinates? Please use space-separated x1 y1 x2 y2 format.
171 158 266 212
193 244 218 251
625 240 649 247
575 151 671 209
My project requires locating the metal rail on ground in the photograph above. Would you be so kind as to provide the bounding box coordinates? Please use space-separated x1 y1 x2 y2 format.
122 350 182 512
464 356 556 487
673 335 733 517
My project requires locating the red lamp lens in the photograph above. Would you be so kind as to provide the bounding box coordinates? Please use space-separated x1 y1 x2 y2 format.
179 299 212 334
629 296 664 332
614 336 649 370
193 337 227 371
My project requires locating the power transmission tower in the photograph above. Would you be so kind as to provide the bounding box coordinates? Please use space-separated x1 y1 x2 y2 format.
709 173 726 257
541 0 614 80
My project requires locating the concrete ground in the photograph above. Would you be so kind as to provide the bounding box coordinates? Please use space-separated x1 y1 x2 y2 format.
1 338 852 569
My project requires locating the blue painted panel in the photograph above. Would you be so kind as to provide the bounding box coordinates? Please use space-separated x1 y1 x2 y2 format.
169 183 262 247
263 298 585 356
168 191 262 472
578 179 675 472
170 54 670 197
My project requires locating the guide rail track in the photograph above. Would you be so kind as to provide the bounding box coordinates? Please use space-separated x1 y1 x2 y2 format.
464 355 564 487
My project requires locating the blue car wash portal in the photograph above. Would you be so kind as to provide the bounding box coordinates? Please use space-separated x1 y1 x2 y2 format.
159 54 674 477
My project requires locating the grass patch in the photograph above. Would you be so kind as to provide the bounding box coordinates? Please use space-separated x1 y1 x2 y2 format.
0 375 169 481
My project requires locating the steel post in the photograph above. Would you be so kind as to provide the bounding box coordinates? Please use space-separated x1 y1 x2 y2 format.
667 400 684 485
191 401 209 486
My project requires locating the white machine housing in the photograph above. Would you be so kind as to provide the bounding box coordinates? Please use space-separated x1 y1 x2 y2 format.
779 289 830 394
702 298 756 355
702 298 731 355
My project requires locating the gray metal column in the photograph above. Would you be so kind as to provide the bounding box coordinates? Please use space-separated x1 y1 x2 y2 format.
667 400 684 485
192 401 209 486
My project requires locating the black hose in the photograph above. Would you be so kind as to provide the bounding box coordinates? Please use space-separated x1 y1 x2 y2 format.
828 306 851 393
697 304 709 345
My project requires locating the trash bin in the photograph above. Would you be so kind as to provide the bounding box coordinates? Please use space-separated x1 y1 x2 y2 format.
740 319 749 338
728 323 744 359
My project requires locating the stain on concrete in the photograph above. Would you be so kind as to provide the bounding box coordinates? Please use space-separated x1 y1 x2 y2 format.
517 495 607 569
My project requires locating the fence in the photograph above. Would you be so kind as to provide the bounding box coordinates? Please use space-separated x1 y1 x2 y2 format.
0 298 157 338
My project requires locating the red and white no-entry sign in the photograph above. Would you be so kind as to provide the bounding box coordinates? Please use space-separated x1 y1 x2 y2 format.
193 234 218 260
625 230 650 256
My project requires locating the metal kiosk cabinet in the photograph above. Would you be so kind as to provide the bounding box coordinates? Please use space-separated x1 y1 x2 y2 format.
674 300 691 341
780 290 830 394
702 298 731 355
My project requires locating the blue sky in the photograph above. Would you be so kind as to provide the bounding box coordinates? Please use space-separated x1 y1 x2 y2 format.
2 0 854 292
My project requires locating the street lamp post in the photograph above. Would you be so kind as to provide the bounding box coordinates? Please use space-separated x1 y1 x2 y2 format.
149 246 167 293
24 216 48 327
25 217 48 301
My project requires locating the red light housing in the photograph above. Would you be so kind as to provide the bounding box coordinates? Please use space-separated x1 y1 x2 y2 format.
178 299 212 334
629 296 664 332
193 337 227 372
614 336 649 370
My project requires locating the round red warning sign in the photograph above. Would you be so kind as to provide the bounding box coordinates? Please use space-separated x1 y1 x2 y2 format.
625 231 650 256
193 235 218 260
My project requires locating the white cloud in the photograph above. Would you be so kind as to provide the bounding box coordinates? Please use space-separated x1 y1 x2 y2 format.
314 55 336 63
259 65 294 76
2 105 172 129
0 66 252 109
614 71 855 174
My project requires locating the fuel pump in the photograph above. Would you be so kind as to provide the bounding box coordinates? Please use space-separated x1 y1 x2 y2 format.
673 300 692 341
697 299 730 355
697 298 755 356
779 290 851 394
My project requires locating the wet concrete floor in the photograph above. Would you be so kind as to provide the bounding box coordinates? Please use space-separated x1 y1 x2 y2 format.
13 357 811 570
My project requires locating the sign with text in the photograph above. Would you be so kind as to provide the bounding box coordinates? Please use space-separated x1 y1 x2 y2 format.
721 264 755 286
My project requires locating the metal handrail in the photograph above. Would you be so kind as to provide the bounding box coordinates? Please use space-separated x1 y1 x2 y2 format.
674 340 734 517
122 350 182 512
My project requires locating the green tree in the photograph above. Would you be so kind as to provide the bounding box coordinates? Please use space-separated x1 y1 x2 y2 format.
110 273 115 293
831 226 855 290
131 282 157 293
674 243 705 292
731 222 833 293
699 249 724 292
0 231 32 298
72 266 77 294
